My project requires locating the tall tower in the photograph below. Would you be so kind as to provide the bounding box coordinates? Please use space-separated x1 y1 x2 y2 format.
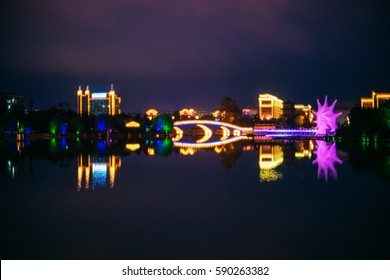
108 84 116 116
77 85 91 116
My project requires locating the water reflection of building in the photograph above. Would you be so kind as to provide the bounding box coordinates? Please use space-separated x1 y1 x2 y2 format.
294 140 314 159
258 141 316 182
258 145 284 182
77 154 121 190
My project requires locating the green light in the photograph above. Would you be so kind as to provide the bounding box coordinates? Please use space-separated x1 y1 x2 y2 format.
49 138 58 153
49 120 59 135
152 113 173 133
19 124 25 133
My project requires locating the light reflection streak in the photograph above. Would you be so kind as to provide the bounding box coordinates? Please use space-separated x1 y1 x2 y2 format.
174 136 249 148
220 126 230 140
258 145 284 182
77 154 121 190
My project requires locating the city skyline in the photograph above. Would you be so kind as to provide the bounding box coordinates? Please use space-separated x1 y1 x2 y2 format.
1 0 390 112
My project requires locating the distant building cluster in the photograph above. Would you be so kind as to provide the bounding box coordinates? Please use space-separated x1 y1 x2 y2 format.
59 86 386 126
68 87 387 128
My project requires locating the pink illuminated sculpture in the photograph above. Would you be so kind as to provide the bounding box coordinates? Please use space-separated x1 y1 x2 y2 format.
312 141 343 182
312 96 342 135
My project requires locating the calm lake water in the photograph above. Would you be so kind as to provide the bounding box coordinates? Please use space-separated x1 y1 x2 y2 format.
1 137 389 259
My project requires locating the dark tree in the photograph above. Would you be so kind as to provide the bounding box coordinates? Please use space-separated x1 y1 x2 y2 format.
220 97 241 123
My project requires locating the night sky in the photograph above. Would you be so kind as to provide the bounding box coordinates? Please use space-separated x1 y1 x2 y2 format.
1 0 389 113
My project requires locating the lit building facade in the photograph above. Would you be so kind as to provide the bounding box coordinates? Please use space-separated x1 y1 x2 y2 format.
361 90 390 109
258 93 284 120
77 85 121 116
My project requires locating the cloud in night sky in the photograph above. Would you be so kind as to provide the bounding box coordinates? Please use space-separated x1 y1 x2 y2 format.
1 0 389 112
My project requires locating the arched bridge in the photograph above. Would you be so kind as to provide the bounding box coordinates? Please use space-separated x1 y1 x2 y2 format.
173 120 253 143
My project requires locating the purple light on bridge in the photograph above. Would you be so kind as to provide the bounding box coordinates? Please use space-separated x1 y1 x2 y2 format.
313 96 342 135
313 141 343 182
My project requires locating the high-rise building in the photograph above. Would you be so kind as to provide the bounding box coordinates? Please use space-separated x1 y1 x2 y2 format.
258 93 283 120
77 85 121 116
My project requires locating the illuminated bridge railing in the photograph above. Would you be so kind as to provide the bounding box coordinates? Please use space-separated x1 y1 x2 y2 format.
173 136 250 149
174 120 253 133
254 128 318 138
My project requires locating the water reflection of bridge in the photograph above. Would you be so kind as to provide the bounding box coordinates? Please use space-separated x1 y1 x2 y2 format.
173 120 253 143
173 136 249 148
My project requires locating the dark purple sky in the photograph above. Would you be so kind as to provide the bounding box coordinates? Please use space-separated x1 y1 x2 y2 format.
1 0 389 113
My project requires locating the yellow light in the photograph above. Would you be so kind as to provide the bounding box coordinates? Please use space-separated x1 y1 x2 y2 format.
126 143 140 151
172 126 184 142
295 152 305 158
259 169 283 182
146 109 158 117
77 165 83 190
125 121 141 128
173 120 253 135
85 166 90 190
233 129 241 136
196 124 213 143
180 147 195 155
174 135 249 149
309 140 314 151
243 145 253 151
220 126 230 140
212 110 221 118
214 146 226 154
109 155 115 188
147 147 155 156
